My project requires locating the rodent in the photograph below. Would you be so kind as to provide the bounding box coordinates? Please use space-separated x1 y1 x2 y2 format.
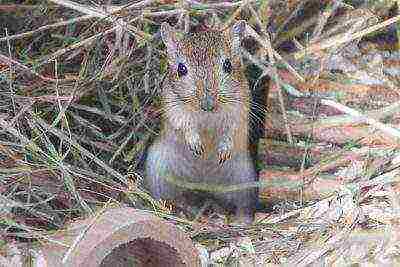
145 20 257 224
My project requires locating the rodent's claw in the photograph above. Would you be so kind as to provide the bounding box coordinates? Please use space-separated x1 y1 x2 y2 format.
189 143 204 157
218 149 231 165
217 139 232 164
185 132 203 157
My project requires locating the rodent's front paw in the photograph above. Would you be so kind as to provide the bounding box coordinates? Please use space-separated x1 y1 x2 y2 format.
186 133 204 157
189 141 204 157
217 140 232 164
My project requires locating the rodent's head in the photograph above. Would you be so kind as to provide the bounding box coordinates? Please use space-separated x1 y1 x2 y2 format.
161 21 247 113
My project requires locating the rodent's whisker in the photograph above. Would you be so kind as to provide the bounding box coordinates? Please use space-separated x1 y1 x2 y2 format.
220 96 248 108
164 96 194 103
164 97 196 106
248 110 264 126
159 99 199 117
217 97 265 125
249 100 268 113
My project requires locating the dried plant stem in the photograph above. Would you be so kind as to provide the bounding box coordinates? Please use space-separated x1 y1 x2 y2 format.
0 4 38 11
48 0 153 17
245 22 304 82
295 14 400 59
5 28 16 119
47 0 148 40
0 15 95 43
311 0 343 41
311 101 400 128
188 1 245 8
321 99 400 141
143 9 185 17
273 0 306 39
247 5 293 144
0 54 59 82
39 26 117 66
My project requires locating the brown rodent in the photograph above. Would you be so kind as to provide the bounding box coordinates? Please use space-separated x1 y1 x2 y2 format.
145 21 257 224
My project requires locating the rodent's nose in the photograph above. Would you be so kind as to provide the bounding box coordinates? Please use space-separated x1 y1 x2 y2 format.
200 93 215 112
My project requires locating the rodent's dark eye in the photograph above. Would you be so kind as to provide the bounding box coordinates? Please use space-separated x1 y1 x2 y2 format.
223 58 232 73
177 63 188 77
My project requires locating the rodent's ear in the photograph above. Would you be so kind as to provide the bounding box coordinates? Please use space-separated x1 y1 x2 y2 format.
231 20 247 56
160 22 178 59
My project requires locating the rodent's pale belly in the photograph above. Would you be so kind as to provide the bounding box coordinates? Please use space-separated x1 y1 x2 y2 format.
162 133 250 185
177 153 248 184
157 110 252 184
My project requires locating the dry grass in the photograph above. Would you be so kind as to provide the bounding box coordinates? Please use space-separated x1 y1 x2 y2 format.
1 0 400 266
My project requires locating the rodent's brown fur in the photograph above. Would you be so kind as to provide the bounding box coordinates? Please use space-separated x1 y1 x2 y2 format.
145 21 257 224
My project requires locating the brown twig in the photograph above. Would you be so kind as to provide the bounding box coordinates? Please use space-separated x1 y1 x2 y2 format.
247 4 293 144
0 15 95 43
295 14 400 59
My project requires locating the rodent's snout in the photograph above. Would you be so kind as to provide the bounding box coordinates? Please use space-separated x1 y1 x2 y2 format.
200 92 216 112
197 78 217 112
